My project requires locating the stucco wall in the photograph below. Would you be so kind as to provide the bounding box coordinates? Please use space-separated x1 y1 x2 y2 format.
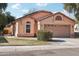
40 13 75 37
17 17 36 37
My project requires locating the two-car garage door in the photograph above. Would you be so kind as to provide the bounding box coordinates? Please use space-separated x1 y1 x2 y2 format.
44 25 70 37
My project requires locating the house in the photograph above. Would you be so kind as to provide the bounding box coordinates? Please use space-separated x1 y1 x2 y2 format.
4 10 75 38
74 24 79 32
3 21 15 35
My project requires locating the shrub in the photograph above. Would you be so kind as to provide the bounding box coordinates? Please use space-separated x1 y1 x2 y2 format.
3 30 9 34
37 30 53 41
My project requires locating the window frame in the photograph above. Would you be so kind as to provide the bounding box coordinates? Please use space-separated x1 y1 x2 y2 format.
55 15 63 21
26 22 31 33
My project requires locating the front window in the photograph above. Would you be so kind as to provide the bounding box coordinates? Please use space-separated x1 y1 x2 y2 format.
26 22 30 33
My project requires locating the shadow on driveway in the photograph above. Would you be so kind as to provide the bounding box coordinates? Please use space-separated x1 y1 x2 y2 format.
48 40 66 42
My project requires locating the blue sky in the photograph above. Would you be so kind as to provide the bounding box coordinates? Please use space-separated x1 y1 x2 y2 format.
6 3 75 19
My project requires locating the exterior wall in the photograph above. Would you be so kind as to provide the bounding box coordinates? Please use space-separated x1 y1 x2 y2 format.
54 14 75 37
40 13 75 37
17 17 36 37
34 21 38 36
16 11 52 37
40 14 75 25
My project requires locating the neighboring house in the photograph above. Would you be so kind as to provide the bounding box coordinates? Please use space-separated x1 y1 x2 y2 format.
74 24 79 32
4 10 75 38
3 21 15 35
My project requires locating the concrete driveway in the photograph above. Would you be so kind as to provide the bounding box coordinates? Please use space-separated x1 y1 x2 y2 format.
0 38 79 56
48 38 79 46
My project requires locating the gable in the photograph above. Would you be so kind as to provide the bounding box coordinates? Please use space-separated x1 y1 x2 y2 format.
40 16 54 24
31 11 53 20
16 10 53 22
18 16 35 24
40 12 75 26
54 12 75 22
54 12 75 25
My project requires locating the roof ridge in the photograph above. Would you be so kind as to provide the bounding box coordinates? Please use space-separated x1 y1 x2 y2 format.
16 10 53 20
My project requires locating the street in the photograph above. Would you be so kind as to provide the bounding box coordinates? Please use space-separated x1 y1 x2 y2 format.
0 48 79 56
0 38 79 56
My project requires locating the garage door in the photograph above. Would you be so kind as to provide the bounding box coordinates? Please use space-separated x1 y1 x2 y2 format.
44 25 70 38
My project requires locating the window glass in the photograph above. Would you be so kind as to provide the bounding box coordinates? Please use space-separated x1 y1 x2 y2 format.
26 22 30 33
55 16 62 20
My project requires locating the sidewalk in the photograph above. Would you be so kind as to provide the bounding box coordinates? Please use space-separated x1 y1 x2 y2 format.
0 45 79 53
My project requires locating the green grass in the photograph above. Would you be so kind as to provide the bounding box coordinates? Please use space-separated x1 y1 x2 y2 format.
0 37 48 46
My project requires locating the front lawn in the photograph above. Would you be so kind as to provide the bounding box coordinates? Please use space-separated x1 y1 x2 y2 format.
0 37 48 46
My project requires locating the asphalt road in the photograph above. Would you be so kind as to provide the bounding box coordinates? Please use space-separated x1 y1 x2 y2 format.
0 48 79 56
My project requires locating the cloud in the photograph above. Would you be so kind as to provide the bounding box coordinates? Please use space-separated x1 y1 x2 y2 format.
22 9 29 13
61 9 75 19
36 3 48 7
51 11 57 13
11 3 21 9
11 4 29 14
61 9 70 16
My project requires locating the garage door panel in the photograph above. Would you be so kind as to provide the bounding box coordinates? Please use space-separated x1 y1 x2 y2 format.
44 25 70 37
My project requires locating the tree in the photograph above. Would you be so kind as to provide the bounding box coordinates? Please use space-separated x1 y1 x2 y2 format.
0 3 7 10
5 12 15 24
0 3 8 32
64 3 79 21
0 3 15 33
0 11 15 31
0 3 7 14
0 13 6 32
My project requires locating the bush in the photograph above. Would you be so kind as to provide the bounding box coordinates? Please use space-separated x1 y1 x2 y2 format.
37 30 53 41
3 30 9 34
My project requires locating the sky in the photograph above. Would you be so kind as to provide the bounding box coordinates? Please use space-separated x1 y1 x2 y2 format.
6 3 75 19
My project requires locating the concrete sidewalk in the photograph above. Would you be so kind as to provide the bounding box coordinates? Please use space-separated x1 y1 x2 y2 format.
0 45 79 53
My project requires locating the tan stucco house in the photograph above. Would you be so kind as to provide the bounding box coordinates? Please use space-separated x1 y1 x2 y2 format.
4 10 75 38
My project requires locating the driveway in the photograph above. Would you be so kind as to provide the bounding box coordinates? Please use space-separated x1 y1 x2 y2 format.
48 38 79 46
0 38 79 56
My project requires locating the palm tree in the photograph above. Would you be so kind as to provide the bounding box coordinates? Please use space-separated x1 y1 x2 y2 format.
64 3 79 21
0 3 8 32
0 3 7 12
0 3 8 23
